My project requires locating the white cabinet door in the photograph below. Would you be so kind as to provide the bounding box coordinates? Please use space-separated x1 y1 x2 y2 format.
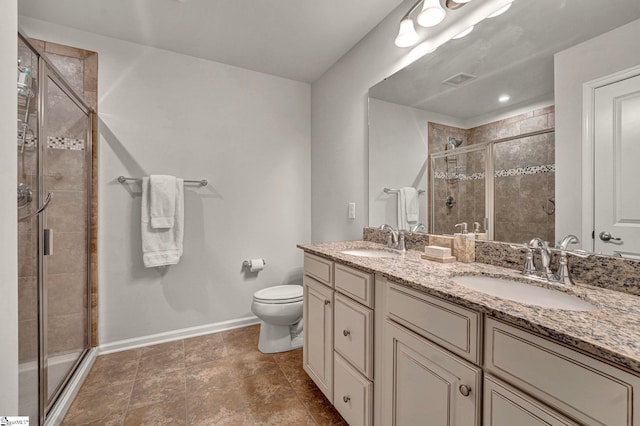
382 319 481 426
594 73 640 257
303 275 334 402
484 375 579 426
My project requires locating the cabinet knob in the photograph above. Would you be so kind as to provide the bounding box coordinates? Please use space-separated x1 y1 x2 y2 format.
343 395 350 403
459 384 472 397
324 299 330 306
343 329 351 337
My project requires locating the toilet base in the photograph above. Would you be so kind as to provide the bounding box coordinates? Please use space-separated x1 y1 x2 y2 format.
257 321 303 354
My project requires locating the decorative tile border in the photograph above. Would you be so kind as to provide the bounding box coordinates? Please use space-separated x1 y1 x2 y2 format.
47 136 85 150
434 164 555 181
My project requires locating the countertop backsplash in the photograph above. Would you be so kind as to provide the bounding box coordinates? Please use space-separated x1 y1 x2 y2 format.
363 227 640 297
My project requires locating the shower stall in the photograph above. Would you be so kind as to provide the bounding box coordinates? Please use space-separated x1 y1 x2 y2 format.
17 33 93 424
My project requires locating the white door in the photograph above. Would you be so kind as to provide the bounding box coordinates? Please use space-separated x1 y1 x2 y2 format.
594 74 640 257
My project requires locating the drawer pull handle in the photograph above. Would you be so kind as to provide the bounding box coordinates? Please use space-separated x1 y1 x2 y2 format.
343 395 350 403
343 329 351 337
459 384 471 397
324 299 330 305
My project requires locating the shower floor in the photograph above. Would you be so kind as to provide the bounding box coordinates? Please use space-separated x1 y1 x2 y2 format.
19 350 83 423
61 325 346 425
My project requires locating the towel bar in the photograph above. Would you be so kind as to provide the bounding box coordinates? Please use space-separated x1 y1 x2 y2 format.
117 176 208 186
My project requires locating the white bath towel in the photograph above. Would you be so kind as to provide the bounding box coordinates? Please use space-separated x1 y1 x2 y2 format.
398 187 419 230
149 175 177 229
141 176 184 267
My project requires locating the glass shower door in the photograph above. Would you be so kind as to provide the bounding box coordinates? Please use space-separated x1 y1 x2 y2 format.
17 35 41 424
41 64 92 408
431 146 488 235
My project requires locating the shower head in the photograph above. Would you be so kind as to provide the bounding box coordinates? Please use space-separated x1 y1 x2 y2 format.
446 136 463 150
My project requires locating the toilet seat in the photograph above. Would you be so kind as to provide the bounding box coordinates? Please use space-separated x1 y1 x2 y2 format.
253 285 303 304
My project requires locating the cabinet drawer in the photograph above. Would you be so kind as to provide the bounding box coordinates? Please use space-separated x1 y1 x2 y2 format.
386 281 481 364
304 253 334 287
335 263 374 308
484 375 579 426
334 293 374 379
334 352 373 426
486 318 640 426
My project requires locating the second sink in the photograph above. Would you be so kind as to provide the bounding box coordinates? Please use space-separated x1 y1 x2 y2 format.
451 275 597 311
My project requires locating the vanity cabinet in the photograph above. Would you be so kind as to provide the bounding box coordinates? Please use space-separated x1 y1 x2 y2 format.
485 318 640 426
484 375 579 426
381 280 482 426
304 249 640 426
303 253 374 426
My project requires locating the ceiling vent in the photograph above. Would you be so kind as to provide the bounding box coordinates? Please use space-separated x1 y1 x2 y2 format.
442 72 477 87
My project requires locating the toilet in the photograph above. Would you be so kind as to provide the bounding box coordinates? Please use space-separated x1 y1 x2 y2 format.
251 284 304 353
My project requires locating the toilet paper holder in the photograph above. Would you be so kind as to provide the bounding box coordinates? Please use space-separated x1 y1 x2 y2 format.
242 259 266 269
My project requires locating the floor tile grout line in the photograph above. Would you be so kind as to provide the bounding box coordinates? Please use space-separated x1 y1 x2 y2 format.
120 349 142 425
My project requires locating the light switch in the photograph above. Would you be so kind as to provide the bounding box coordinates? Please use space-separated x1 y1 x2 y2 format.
348 202 356 219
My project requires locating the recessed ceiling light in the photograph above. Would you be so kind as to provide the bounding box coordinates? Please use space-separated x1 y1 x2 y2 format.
499 95 510 102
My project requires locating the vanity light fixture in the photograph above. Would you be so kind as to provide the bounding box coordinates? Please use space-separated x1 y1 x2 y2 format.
418 0 447 28
395 17 420 47
452 25 474 39
499 94 511 102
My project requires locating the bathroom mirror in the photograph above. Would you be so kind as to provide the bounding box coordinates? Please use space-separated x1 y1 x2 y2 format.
368 0 640 252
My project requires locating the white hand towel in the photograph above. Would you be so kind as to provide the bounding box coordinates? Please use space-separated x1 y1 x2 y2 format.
398 187 419 230
142 176 184 268
149 175 177 229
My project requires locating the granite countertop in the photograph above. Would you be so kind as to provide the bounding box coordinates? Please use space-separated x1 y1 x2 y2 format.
298 240 640 375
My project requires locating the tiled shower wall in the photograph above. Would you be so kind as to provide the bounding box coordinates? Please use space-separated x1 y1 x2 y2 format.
428 106 555 244
17 39 97 364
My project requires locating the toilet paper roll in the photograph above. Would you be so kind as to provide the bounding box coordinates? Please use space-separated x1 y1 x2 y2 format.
249 258 265 273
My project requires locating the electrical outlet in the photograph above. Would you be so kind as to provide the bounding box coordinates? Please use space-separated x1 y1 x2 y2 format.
348 202 356 219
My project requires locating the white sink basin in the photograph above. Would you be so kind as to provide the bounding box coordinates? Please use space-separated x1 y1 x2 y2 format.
451 275 597 311
341 249 401 258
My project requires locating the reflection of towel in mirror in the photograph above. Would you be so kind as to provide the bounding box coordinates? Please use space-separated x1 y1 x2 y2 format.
398 187 419 230
142 176 184 267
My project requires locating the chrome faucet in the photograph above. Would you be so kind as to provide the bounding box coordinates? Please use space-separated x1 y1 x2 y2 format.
557 234 580 250
552 235 585 286
410 223 426 233
528 238 553 279
380 224 406 252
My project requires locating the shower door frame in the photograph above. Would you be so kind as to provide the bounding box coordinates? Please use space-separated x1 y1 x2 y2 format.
20 32 94 424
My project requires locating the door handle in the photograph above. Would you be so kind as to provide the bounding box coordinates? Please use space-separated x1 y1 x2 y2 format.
599 231 622 242
18 192 53 222
44 228 53 256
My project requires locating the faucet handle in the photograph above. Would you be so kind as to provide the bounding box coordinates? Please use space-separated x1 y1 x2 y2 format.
398 232 406 252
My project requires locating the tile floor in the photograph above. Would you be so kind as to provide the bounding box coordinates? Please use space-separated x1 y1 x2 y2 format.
62 325 346 425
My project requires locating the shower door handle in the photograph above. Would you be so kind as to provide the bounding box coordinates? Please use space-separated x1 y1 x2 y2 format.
18 192 53 222
44 228 53 256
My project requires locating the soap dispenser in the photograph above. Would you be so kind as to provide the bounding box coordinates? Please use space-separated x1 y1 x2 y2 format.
453 222 475 263
473 221 487 241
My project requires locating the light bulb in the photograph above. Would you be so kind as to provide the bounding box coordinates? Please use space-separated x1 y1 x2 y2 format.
487 2 513 18
417 0 446 28
395 18 419 47
452 25 474 39
499 95 510 102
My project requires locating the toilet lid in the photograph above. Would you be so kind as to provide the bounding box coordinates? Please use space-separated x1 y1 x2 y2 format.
253 285 303 303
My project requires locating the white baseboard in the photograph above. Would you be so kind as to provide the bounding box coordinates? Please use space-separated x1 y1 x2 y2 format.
98 316 261 355
45 348 98 426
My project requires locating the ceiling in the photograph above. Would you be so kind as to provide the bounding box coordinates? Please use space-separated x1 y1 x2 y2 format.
369 0 640 122
17 0 405 83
